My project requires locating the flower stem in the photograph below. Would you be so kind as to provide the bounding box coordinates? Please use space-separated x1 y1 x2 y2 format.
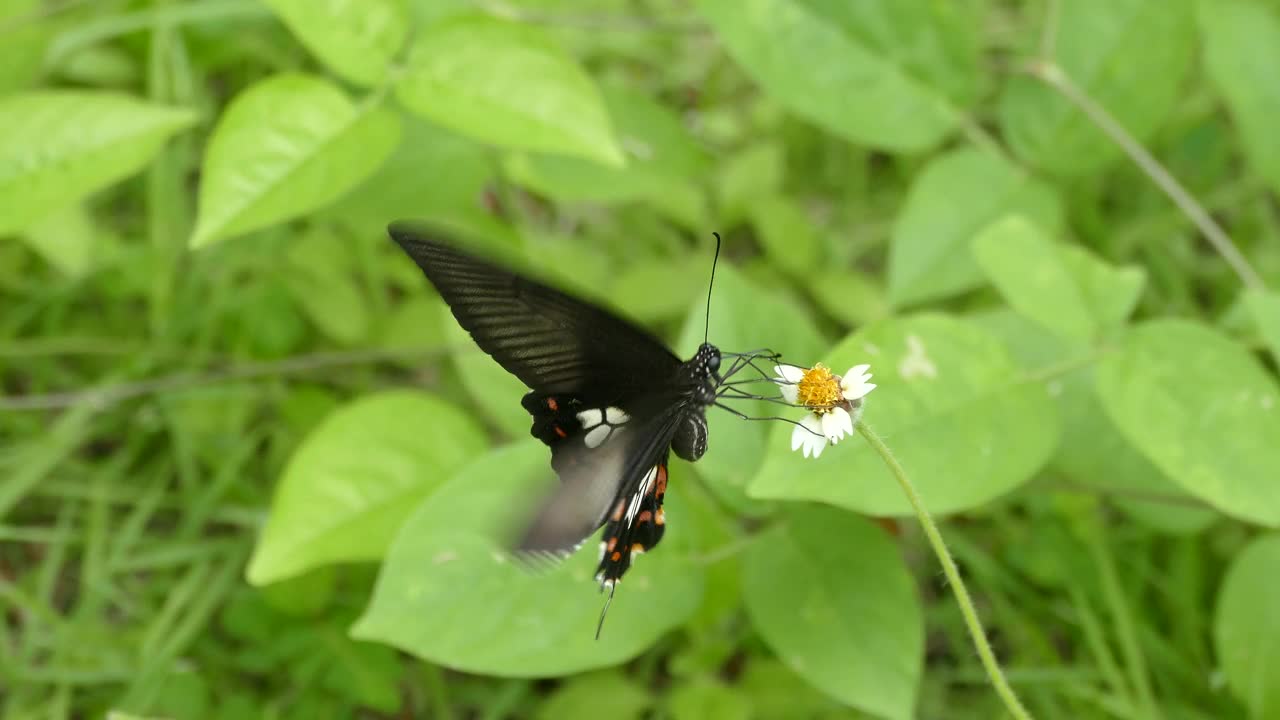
857 422 1035 720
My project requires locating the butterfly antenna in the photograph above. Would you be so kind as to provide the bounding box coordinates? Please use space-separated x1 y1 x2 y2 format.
704 232 722 345
595 583 617 640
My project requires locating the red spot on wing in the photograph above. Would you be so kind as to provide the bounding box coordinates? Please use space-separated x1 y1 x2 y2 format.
610 551 622 562
654 464 669 497
610 500 624 522
546 397 559 411
636 510 653 524
553 425 567 438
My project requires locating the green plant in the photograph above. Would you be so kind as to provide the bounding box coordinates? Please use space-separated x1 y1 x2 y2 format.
3 0 1280 718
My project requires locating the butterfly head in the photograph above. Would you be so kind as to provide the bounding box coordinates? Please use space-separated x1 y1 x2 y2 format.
684 342 722 405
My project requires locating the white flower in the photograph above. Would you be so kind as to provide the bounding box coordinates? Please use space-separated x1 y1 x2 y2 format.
776 362 876 459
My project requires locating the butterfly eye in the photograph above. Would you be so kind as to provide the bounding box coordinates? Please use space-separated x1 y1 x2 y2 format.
707 353 720 373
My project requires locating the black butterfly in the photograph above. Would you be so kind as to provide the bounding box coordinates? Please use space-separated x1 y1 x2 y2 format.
388 223 783 633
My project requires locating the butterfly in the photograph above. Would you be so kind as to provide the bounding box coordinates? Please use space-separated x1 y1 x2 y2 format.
387 223 783 634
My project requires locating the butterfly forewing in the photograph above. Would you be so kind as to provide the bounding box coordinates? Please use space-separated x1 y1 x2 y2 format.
388 223 681 395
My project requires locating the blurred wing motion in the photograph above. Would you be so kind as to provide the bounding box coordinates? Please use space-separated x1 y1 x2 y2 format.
387 223 691 586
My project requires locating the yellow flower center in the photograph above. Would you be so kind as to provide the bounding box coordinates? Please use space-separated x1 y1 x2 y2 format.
795 363 842 412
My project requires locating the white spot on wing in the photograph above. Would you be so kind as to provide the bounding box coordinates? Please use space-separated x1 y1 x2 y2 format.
584 424 611 448
577 408 603 427
605 407 629 424
626 466 658 522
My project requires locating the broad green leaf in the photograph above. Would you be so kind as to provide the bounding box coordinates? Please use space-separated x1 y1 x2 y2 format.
351 442 704 675
676 264 825 496
247 391 487 584
0 91 194 234
192 74 401 247
1096 320 1280 526
696 0 978 151
807 268 890 329
502 86 710 206
972 217 1144 343
750 314 1059 516
1200 0 1280 195
1214 534 1280 718
397 15 623 166
715 142 784 226
888 149 1061 307
749 197 820 280
613 255 709 325
1246 289 1280 366
999 0 1196 176
976 310 1214 534
262 0 407 86
743 506 922 719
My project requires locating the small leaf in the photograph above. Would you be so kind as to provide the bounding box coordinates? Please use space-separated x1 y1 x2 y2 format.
743 506 922 719
696 0 977 151
397 15 622 166
676 264 825 495
972 217 1145 343
1200 0 1280 195
1245 289 1280 366
888 149 1062 307
667 680 751 720
536 671 651 720
247 391 487 584
262 0 407 86
750 314 1059 516
351 442 704 675
0 91 194 234
999 0 1196 176
1213 534 1280 717
192 74 401 247
1096 320 1280 526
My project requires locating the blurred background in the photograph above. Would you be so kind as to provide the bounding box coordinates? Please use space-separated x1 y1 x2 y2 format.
3 0 1280 718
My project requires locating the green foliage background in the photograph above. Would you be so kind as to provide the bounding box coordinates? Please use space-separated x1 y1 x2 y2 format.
3 0 1280 718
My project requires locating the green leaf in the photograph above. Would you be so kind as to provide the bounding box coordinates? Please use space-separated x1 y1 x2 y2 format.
1096 320 1280 526
743 506 922 719
247 391 487 584
976 310 1214 534
749 197 820 280
536 671 651 720
750 314 1059 516
502 86 710 207
1245 289 1280 366
20 203 98 277
351 442 704 675
192 74 401 247
696 0 977 151
1200 0 1280 195
999 0 1196 176
715 142 785 226
888 149 1062 307
397 15 623 166
1214 534 1280 718
0 91 194 234
676 264 825 496
262 0 407 86
972 216 1145 343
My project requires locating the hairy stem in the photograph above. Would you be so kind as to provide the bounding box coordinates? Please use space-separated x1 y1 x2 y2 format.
857 422 1034 720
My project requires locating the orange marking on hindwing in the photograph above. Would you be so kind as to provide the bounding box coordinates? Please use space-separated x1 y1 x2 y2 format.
553 425 567 438
546 397 559 411
610 551 622 562
654 464 669 497
606 537 618 552
610 501 624 522
655 508 665 526
637 510 653 524
631 543 645 553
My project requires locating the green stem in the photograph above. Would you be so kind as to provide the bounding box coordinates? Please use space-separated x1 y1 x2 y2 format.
857 422 1034 720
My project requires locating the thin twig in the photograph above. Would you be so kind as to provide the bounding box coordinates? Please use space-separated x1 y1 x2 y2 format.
857 422 1035 720
0 347 461 412
1027 61 1266 292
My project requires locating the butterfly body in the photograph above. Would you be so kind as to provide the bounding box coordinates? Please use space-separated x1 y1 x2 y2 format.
388 224 722 591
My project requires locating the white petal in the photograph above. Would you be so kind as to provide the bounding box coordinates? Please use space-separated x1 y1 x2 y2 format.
841 375 877 401
820 412 840 440
796 415 824 458
791 423 807 451
833 406 853 437
775 364 806 383
808 434 825 458
779 384 798 404
847 364 870 378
